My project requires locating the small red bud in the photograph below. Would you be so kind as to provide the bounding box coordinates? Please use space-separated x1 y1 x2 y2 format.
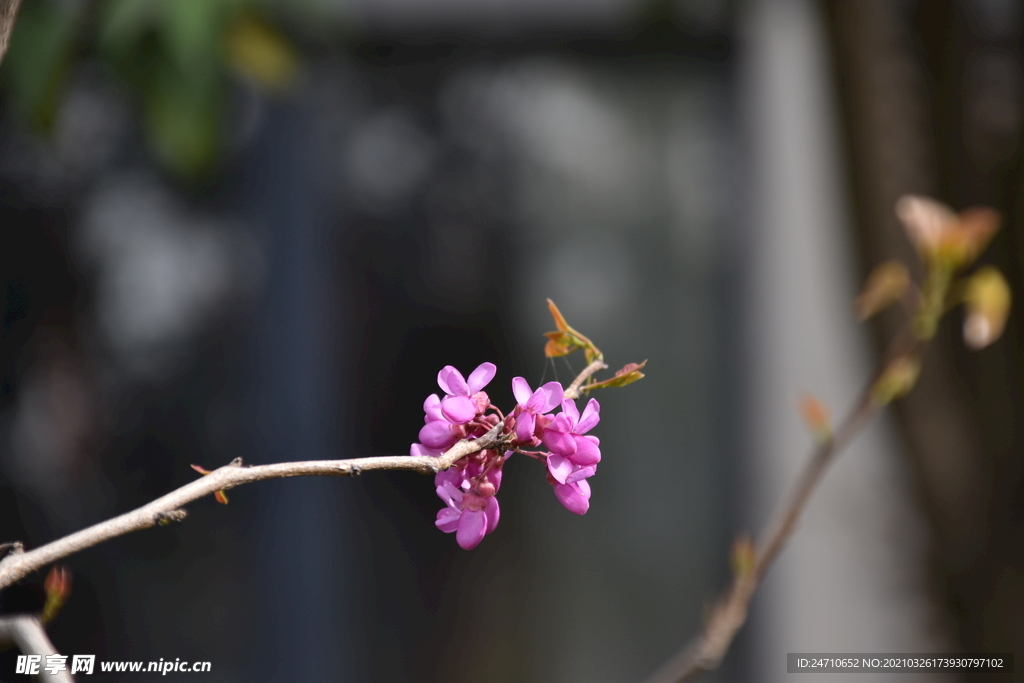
42 566 72 624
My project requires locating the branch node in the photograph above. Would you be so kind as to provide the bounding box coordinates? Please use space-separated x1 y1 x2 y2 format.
155 510 188 526
348 463 363 476
0 541 24 560
229 457 244 467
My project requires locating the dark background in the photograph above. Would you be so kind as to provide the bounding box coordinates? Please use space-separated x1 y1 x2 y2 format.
0 1 1020 682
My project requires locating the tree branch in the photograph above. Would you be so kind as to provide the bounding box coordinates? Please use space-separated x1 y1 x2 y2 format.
563 359 608 399
0 423 505 592
645 331 922 683
0 614 74 683
0 0 22 67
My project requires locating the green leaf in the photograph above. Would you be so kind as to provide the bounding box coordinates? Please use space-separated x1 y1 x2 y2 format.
2 0 79 128
98 0 163 54
145 63 222 176
162 0 234 73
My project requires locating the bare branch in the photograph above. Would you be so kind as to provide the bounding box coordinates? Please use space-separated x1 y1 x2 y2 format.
0 423 504 592
0 614 74 683
0 0 22 67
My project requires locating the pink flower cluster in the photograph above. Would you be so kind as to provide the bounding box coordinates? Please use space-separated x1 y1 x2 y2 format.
409 362 601 549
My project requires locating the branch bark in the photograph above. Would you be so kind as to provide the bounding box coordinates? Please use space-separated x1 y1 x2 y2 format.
0 614 74 683
0 423 504 592
0 0 22 67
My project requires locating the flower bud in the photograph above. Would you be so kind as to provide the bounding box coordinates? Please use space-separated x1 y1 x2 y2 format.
798 393 831 442
963 266 1011 350
42 566 72 624
871 355 922 406
855 261 910 320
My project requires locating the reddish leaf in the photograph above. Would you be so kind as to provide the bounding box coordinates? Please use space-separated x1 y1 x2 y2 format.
582 360 647 391
545 337 571 358
615 362 646 377
547 298 569 332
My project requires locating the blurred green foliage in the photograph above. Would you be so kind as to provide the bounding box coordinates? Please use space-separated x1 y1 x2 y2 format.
3 0 312 177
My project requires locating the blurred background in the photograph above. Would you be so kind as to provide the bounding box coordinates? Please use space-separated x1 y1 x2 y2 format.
0 0 1021 681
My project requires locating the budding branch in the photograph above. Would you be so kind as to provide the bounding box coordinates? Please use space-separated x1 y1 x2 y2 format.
645 329 925 683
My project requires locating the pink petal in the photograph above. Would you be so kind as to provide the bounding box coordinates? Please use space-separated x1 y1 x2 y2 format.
484 496 500 534
516 411 536 442
444 481 465 505
577 478 592 499
466 362 496 393
435 468 465 490
546 454 573 484
411 443 442 457
576 398 601 433
464 461 483 481
441 395 477 424
551 413 574 432
538 382 564 413
554 483 590 515
423 394 444 422
456 509 488 549
419 420 456 449
435 484 455 508
543 429 577 457
569 435 600 465
566 465 596 484
525 388 546 412
487 464 504 492
438 366 469 396
512 377 533 406
560 398 580 426
436 507 461 533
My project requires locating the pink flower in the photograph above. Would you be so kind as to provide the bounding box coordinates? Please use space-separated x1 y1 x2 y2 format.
553 477 592 515
542 398 601 465
437 362 496 424
435 481 501 549
418 394 465 449
543 399 600 516
410 360 607 546
511 377 563 442
418 363 496 448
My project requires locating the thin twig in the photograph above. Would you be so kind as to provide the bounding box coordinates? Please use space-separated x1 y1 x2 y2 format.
0 423 504 592
0 614 75 683
563 360 608 399
645 331 922 683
